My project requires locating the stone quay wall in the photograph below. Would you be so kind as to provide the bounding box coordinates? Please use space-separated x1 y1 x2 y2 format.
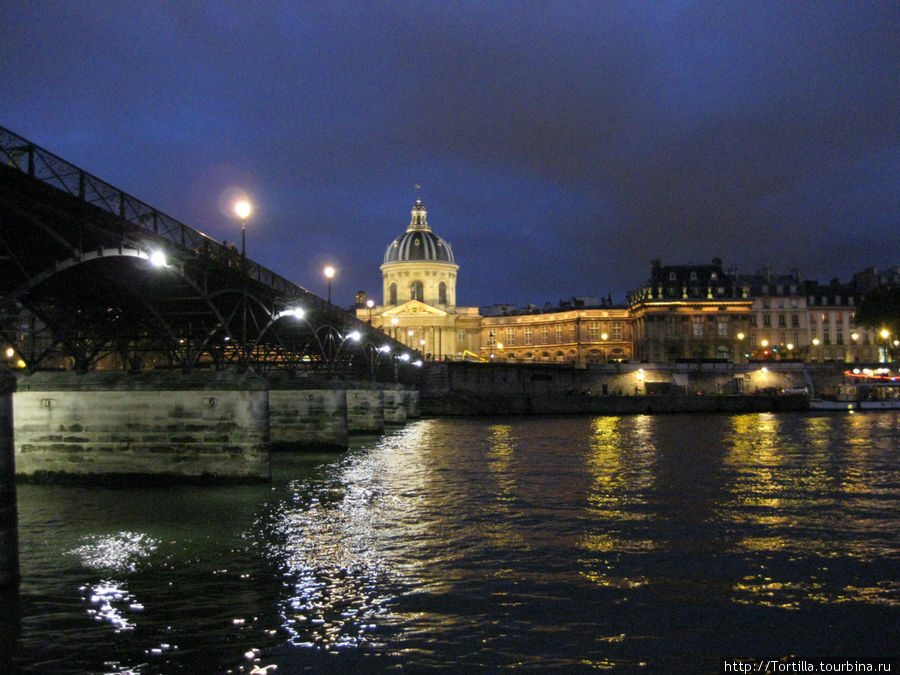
421 361 850 416
13 372 419 482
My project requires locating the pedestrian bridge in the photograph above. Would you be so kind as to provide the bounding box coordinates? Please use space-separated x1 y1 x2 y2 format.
0 124 418 382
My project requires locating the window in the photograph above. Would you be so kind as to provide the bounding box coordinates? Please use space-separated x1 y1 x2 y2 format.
438 282 447 305
556 325 563 343
524 327 533 345
541 326 549 344
824 329 831 345
718 321 729 337
458 329 466 343
410 280 423 301
791 314 799 327
612 321 623 340
506 327 515 346
692 317 704 337
588 322 600 340
389 283 397 305
763 315 771 327
837 330 843 345
778 314 786 327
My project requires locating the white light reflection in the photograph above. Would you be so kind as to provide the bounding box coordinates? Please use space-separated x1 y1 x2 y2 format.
68 532 159 637
258 422 436 650
69 531 159 573
80 580 139 632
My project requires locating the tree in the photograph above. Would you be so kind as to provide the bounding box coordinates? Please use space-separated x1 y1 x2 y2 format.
855 286 900 336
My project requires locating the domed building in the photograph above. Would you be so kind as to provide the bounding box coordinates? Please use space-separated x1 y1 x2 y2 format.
357 199 482 360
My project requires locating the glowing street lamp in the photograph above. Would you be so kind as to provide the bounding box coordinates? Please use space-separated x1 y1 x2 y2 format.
324 266 335 305
235 199 251 257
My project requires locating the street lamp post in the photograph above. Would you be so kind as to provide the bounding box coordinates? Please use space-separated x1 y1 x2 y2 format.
235 200 251 258
366 298 375 324
234 200 251 370
324 266 335 305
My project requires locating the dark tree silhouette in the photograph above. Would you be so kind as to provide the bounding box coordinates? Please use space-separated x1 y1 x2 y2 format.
856 286 900 335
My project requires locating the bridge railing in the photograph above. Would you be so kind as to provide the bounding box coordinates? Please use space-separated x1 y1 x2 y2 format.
0 124 308 300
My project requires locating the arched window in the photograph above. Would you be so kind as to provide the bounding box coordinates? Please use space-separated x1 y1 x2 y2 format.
389 283 397 305
438 281 447 305
410 280 424 301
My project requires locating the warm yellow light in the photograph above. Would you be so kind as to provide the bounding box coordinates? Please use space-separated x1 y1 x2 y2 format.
812 338 820 346
5 347 13 358
601 332 608 340
787 343 794 350
408 330 414 336
235 200 251 220
391 317 399 325
366 299 375 308
324 265 335 279
851 332 859 341
497 343 503 349
880 328 890 340
761 339 769 347
16 359 25 369
737 332 745 340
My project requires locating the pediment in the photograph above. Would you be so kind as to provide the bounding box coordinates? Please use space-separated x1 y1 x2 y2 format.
382 300 447 317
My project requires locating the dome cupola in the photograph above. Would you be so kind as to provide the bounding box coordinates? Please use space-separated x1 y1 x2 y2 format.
383 199 455 265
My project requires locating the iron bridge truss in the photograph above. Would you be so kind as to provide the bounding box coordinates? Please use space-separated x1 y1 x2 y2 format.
0 125 417 382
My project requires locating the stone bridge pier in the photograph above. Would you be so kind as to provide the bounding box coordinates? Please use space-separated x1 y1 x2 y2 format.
0 369 18 587
11 372 420 483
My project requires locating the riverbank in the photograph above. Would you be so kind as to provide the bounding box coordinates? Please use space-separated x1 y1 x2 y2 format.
420 360 846 416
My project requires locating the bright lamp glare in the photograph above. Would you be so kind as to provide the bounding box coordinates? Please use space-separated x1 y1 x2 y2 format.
290 308 305 320
347 331 361 341
379 345 391 353
149 251 167 268
235 200 251 219
399 353 410 362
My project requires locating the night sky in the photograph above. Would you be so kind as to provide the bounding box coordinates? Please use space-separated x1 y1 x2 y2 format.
2 1 897 308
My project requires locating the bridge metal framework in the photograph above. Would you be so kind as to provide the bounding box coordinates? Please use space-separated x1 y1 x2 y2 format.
0 125 419 382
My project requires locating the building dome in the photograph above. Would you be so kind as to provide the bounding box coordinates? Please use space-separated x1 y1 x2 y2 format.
383 199 454 265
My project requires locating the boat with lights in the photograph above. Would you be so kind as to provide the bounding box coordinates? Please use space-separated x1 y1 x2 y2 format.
810 368 900 410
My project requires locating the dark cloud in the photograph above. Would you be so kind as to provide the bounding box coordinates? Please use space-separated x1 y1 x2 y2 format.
2 0 897 306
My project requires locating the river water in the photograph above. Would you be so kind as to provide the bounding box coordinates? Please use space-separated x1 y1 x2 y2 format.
4 412 899 673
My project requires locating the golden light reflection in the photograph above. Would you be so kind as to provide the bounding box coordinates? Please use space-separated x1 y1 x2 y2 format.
486 424 516 502
579 416 658 590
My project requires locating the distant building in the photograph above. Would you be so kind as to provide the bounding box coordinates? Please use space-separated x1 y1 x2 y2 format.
627 258 752 362
357 201 893 365
356 199 481 359
478 302 632 365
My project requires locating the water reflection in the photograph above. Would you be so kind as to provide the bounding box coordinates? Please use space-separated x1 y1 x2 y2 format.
721 413 899 609
260 423 437 651
10 413 899 672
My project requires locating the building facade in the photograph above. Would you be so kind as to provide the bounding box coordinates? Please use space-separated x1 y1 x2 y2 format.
627 259 753 362
358 201 894 366
357 199 481 360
